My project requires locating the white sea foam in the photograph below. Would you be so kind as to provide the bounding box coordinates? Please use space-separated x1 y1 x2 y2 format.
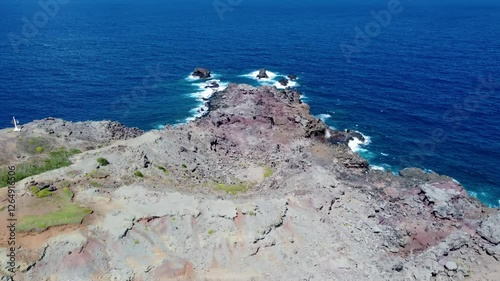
348 137 365 152
155 124 166 130
185 75 199 82
185 78 228 123
242 70 279 82
348 133 371 153
370 165 385 171
185 72 220 82
316 113 332 122
273 80 299 89
381 152 389 156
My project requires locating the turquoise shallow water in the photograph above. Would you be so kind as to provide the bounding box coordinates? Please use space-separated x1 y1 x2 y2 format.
0 0 499 206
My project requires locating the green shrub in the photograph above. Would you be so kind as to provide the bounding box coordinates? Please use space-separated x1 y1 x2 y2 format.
182 164 187 169
208 229 215 235
134 171 144 178
37 189 52 198
30 186 40 195
35 147 44 153
157 166 170 175
97 157 110 166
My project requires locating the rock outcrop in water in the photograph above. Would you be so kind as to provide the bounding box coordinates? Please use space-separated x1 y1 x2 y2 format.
192 67 211 79
278 78 289 86
0 84 499 281
256 68 269 79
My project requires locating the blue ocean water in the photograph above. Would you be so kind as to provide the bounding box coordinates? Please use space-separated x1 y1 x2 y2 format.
1 0 499 206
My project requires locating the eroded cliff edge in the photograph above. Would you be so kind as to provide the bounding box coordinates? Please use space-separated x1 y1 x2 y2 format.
0 84 499 281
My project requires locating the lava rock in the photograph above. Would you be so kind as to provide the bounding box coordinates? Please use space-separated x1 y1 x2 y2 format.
445 261 458 271
478 211 500 244
192 68 211 79
257 68 269 79
279 79 289 86
204 82 220 89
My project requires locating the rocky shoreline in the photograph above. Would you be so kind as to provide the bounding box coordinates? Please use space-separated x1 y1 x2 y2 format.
0 83 499 280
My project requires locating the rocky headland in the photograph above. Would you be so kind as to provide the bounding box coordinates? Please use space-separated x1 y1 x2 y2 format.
0 83 499 281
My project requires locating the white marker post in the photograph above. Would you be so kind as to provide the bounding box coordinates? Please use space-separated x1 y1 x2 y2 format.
12 116 21 132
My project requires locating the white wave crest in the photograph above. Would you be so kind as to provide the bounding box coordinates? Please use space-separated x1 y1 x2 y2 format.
273 80 299 89
316 113 332 122
348 133 371 153
370 165 385 171
185 78 228 123
241 70 279 82
185 72 220 82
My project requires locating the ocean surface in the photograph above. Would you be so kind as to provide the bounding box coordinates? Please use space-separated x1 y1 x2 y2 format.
1 0 499 206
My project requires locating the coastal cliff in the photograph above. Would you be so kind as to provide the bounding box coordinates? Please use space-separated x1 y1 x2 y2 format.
0 84 499 281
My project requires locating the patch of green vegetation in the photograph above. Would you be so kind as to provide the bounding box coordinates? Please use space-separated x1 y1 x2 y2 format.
62 188 74 200
208 229 215 235
18 137 52 154
181 164 187 169
248 211 256 216
0 148 81 188
37 189 53 198
30 186 40 195
157 166 170 175
89 181 103 188
60 181 71 189
263 167 274 178
0 206 6 212
20 186 81 232
134 239 140 245
171 217 176 221
85 169 109 179
18 204 92 232
96 157 110 166
215 183 248 195
134 171 144 178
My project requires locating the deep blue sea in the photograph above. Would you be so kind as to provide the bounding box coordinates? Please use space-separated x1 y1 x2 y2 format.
1 0 499 206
